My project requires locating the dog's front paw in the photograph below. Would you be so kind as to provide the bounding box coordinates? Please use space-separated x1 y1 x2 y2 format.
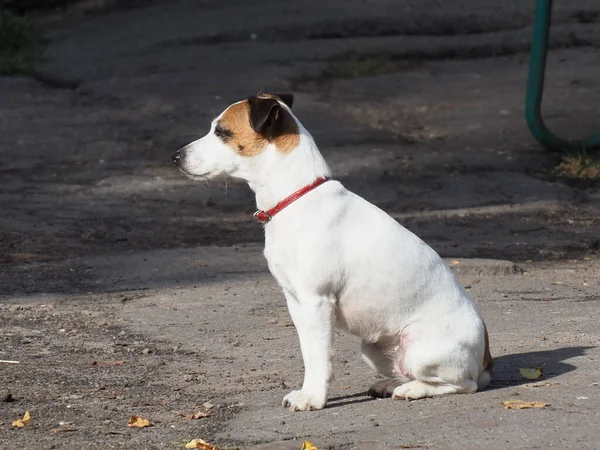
282 389 326 411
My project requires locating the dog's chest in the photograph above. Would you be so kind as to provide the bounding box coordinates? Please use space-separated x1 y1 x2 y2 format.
264 245 296 293
263 227 314 296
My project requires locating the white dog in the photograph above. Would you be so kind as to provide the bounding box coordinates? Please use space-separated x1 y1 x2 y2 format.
173 93 492 411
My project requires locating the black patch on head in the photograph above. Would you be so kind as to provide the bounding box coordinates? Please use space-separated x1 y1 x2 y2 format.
214 123 234 142
248 96 280 134
247 95 299 143
278 93 294 108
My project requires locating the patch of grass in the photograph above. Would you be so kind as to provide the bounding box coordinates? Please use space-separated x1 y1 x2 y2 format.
325 53 417 79
556 153 600 180
0 9 43 75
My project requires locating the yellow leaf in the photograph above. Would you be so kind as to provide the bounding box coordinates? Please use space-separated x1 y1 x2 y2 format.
520 367 543 380
127 415 151 428
180 411 210 420
301 441 318 450
502 400 549 409
12 411 31 428
185 439 219 449
451 260 460 265
50 426 76 433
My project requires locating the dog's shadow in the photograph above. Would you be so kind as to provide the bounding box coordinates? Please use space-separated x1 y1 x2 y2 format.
327 346 593 407
486 345 593 390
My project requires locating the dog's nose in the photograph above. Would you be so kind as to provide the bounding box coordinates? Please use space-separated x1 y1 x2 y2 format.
172 150 183 164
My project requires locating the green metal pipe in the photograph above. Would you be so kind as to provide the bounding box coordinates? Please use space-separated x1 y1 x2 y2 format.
525 0 600 153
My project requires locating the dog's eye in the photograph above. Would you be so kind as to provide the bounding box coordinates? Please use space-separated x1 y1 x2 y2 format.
214 125 233 141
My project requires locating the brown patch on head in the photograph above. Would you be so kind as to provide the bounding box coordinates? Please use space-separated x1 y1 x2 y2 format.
217 101 267 157
215 95 299 157
483 324 493 374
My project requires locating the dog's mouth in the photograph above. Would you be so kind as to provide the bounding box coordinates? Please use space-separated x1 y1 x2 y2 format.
177 167 217 181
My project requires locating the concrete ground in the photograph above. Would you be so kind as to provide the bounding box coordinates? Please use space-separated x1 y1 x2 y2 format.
1 0 599 449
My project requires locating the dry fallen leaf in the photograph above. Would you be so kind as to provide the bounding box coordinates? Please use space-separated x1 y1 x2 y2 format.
277 319 294 327
520 367 543 380
301 441 318 450
92 360 125 367
127 415 151 428
502 400 549 409
532 381 559 388
180 411 210 420
50 426 76 433
398 445 429 449
189 259 209 267
185 439 219 449
12 411 31 428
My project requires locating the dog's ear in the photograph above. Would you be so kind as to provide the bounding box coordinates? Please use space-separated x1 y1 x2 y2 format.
248 96 282 133
275 93 294 109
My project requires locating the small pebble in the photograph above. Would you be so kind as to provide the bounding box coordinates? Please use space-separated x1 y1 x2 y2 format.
1 390 13 402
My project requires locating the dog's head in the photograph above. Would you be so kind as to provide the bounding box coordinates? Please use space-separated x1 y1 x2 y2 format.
172 93 300 181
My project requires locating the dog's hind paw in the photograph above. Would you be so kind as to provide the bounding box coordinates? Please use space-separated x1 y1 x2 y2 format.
368 379 402 398
392 380 467 400
282 389 326 411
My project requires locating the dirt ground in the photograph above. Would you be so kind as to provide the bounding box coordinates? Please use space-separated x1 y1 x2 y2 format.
1 1 600 449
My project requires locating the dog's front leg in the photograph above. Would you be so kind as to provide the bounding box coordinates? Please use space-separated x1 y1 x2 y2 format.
282 290 334 411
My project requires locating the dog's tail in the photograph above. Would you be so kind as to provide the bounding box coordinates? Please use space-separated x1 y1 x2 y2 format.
477 324 493 390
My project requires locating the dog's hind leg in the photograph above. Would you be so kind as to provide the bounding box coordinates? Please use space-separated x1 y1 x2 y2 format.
368 378 402 398
361 339 409 398
361 340 394 377
391 339 480 400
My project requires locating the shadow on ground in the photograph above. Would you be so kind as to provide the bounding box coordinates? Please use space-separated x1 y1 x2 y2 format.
321 346 594 408
489 346 594 388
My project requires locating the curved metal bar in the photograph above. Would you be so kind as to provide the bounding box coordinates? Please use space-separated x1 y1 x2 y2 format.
525 0 600 152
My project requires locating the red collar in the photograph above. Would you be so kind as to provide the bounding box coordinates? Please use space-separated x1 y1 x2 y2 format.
253 177 330 224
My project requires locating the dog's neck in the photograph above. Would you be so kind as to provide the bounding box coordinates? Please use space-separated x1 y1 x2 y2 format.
247 134 331 211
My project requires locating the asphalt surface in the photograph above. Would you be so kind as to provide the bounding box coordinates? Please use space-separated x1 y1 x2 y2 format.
1 1 600 448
